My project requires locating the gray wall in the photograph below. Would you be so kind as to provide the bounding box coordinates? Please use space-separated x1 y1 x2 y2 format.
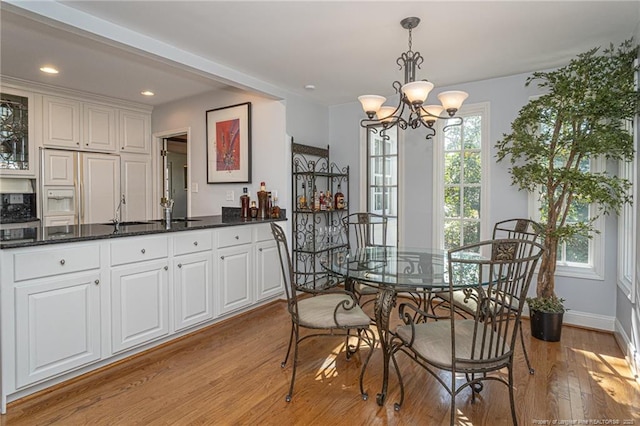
152 87 329 223
614 24 640 374
329 71 622 328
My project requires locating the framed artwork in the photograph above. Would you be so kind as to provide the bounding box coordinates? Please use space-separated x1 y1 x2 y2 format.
206 102 251 183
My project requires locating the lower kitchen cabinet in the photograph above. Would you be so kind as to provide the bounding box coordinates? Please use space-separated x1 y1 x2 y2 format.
15 272 102 388
110 259 170 353
255 239 283 302
217 244 253 315
0 221 285 414
174 252 214 331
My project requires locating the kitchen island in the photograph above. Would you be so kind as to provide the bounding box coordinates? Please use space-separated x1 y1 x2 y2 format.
0 214 286 413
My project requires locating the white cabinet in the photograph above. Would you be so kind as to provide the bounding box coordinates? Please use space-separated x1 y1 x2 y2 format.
15 272 101 387
81 152 120 224
174 252 213 331
43 97 119 152
119 110 150 154
83 103 116 152
111 259 169 353
42 149 75 186
120 154 152 222
217 227 253 315
173 230 214 331
254 224 283 301
43 96 81 149
110 235 169 353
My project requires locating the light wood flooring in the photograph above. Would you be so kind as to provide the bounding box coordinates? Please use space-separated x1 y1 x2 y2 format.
2 300 639 425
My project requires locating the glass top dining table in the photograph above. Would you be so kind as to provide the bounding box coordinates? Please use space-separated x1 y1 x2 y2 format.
323 245 484 291
321 245 486 406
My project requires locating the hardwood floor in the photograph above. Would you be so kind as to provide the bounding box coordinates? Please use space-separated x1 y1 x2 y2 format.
2 300 639 425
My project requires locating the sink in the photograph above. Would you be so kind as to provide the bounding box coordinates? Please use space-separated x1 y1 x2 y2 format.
101 221 151 226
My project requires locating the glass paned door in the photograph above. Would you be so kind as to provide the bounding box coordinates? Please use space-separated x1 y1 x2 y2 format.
367 127 398 246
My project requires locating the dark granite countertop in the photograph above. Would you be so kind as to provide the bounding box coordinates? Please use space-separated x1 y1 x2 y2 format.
0 212 286 249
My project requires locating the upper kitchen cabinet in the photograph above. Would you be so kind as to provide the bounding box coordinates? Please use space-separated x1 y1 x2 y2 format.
0 88 36 177
43 96 118 153
83 103 117 152
43 95 81 149
119 109 151 154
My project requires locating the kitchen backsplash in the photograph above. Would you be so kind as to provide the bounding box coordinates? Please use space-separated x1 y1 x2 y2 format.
0 193 37 223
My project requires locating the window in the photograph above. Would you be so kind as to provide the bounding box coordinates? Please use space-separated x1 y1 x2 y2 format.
528 152 605 280
433 103 489 251
366 127 398 246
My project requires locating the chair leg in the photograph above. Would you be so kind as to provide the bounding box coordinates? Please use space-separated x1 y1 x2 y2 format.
508 364 518 426
391 347 405 412
359 328 377 400
450 374 457 426
285 324 300 402
519 324 535 374
281 321 295 368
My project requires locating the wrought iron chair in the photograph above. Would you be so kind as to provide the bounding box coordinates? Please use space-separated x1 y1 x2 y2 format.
270 222 376 402
341 213 388 303
432 218 541 373
391 238 543 425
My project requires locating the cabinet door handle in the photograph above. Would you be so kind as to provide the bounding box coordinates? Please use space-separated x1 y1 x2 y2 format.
193 241 198 246
141 248 146 254
164 266 168 271
60 259 66 265
235 235 239 240
94 279 100 285
178 263 182 268
220 256 225 260
259 248 263 252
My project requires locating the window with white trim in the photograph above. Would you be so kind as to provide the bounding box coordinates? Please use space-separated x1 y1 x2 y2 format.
366 127 398 246
433 103 490 251
528 156 605 280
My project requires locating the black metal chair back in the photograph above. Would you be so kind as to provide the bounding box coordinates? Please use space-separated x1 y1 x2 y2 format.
342 212 387 249
270 222 299 318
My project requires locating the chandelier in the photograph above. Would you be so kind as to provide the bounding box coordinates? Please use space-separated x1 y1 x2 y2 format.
358 17 468 140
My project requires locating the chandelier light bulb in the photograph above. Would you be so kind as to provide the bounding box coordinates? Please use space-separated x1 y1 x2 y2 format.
358 95 386 117
438 91 469 115
377 106 397 123
401 81 434 105
421 105 445 124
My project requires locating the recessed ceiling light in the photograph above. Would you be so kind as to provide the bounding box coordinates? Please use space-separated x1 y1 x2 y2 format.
304 84 316 90
141 91 155 96
39 66 59 74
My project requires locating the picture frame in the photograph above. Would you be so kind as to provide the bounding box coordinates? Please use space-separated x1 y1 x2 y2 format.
206 102 251 183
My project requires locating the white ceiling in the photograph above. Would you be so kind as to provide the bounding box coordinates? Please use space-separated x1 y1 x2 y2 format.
1 1 639 108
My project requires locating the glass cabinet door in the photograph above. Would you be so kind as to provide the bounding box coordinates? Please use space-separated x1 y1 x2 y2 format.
1 88 35 177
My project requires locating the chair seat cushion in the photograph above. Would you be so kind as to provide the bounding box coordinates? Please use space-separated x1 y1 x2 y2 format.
395 319 510 370
355 281 378 295
297 293 371 329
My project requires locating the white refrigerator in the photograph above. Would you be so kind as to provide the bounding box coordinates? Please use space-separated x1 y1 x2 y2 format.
41 148 121 226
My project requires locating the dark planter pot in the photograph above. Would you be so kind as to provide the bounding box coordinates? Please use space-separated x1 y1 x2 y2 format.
530 309 564 342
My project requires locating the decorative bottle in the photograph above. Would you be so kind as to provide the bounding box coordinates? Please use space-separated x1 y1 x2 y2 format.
335 183 345 210
257 181 268 219
312 186 319 211
240 187 250 219
299 183 307 210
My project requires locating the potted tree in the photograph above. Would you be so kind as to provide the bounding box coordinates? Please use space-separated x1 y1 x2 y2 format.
496 40 638 341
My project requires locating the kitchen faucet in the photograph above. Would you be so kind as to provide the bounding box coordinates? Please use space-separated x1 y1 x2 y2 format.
113 195 125 225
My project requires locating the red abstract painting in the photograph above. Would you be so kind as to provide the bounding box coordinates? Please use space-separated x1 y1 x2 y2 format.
216 118 240 171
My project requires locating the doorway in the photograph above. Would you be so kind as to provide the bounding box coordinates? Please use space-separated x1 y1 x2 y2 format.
164 135 188 217
152 128 191 219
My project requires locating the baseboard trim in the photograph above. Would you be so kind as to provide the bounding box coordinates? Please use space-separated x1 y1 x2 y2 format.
522 307 615 331
614 319 640 380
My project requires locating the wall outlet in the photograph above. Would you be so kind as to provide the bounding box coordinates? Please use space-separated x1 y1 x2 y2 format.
192 183 199 193
226 190 234 201
9 194 24 204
